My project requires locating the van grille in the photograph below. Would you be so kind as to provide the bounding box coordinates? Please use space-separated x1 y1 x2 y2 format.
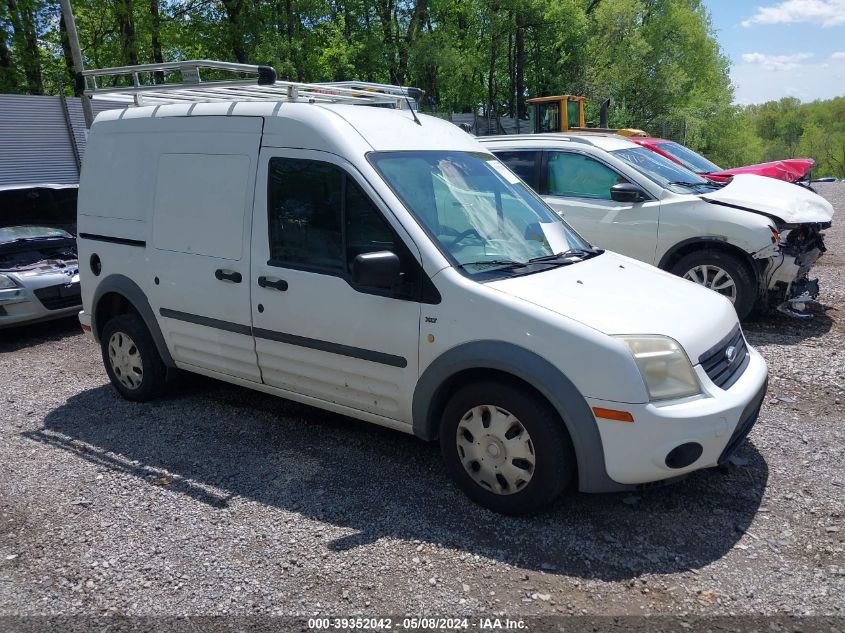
34 282 81 311
699 325 749 390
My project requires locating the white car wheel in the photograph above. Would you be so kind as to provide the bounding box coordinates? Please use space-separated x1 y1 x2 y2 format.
683 264 738 303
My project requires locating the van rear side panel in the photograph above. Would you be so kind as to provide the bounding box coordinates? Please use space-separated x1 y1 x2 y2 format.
78 115 263 382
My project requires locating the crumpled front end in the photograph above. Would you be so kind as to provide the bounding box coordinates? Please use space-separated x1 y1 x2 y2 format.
761 222 829 318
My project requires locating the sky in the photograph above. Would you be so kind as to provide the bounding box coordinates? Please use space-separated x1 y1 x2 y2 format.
703 0 845 104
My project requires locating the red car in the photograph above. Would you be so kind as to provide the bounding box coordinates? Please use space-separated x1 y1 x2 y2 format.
630 137 814 184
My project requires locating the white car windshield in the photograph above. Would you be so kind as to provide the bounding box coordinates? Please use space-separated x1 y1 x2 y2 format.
612 146 718 194
370 151 595 275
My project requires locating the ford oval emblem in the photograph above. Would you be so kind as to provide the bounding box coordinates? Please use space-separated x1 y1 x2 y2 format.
725 345 737 364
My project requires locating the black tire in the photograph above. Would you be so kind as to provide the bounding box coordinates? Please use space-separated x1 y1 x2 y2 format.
100 312 167 402
670 250 758 320
439 381 575 515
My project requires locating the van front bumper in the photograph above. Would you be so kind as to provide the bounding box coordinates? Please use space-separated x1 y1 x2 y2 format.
587 345 768 486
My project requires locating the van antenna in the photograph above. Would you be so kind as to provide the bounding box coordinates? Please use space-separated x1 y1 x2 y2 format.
401 83 422 126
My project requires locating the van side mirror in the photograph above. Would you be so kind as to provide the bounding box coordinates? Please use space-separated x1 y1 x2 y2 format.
610 183 646 203
352 251 401 289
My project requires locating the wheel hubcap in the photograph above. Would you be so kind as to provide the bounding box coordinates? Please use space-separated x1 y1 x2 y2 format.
455 405 535 495
107 331 144 390
683 264 737 303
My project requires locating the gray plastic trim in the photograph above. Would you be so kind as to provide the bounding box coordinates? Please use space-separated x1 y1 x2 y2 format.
91 274 175 367
412 341 624 493
159 308 252 336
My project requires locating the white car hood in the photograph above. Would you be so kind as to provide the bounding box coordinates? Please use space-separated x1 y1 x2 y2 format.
700 174 834 224
485 252 739 362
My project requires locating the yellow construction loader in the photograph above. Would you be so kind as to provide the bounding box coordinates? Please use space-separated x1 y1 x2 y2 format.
528 95 646 136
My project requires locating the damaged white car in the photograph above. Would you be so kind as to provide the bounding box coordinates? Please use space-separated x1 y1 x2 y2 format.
0 226 81 327
482 134 834 320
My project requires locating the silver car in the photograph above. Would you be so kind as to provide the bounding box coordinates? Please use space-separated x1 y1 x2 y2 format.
0 226 80 328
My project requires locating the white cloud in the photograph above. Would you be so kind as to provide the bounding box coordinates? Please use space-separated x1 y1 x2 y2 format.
742 0 845 28
732 57 845 104
831 51 845 59
741 52 814 71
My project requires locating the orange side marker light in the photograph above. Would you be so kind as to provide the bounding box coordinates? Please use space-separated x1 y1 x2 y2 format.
592 407 634 423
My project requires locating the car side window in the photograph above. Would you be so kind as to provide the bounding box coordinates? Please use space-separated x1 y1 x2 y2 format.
267 157 428 301
495 151 539 189
267 158 344 271
546 152 628 200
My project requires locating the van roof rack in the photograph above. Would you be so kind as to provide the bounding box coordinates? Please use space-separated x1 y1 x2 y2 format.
80 60 422 109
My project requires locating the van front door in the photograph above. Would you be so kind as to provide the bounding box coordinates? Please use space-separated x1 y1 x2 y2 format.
250 149 424 424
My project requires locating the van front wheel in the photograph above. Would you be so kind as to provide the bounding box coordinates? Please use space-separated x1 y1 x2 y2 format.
100 313 167 402
440 382 575 515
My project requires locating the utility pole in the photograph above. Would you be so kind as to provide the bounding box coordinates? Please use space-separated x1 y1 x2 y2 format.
59 0 94 128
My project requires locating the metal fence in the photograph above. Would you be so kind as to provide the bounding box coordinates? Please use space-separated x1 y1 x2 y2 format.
0 94 124 186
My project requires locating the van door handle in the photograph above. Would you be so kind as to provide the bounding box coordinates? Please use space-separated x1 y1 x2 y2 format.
258 276 288 291
215 269 242 283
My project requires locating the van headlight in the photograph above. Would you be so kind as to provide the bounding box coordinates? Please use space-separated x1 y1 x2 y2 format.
615 335 701 401
0 274 19 289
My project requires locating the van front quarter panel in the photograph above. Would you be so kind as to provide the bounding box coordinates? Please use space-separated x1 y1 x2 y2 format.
412 339 624 493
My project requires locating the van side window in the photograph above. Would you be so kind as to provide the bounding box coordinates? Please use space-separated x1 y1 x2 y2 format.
545 152 628 200
267 157 431 302
345 179 398 271
267 158 344 271
495 151 539 189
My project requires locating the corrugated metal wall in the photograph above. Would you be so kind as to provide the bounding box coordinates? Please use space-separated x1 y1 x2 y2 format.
0 94 124 186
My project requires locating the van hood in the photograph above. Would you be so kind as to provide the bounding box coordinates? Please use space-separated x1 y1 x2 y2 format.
485 251 738 362
700 174 834 225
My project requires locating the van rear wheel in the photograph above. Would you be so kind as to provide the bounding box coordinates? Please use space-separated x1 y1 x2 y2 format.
440 382 574 515
100 313 166 402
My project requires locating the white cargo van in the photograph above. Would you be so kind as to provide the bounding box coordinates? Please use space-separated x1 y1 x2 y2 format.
77 62 768 514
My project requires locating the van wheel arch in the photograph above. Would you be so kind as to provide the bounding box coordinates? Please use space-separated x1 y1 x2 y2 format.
412 341 625 494
91 275 175 368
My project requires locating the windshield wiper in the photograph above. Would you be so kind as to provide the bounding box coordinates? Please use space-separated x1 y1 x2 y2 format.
528 247 604 263
459 259 527 271
11 236 66 244
667 180 709 188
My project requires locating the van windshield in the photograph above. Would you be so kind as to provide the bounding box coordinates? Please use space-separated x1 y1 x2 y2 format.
369 151 593 275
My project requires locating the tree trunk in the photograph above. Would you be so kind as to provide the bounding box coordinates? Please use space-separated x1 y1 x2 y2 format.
7 0 43 94
115 0 139 66
507 14 514 118
396 0 429 85
487 33 496 119
222 0 248 64
375 0 397 82
0 26 15 93
58 13 78 94
515 12 526 119
150 0 164 83
285 0 294 44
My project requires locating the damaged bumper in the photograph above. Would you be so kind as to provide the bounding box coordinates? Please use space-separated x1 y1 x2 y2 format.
760 223 828 317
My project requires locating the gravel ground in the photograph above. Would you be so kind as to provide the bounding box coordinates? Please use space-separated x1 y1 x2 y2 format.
0 184 843 619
